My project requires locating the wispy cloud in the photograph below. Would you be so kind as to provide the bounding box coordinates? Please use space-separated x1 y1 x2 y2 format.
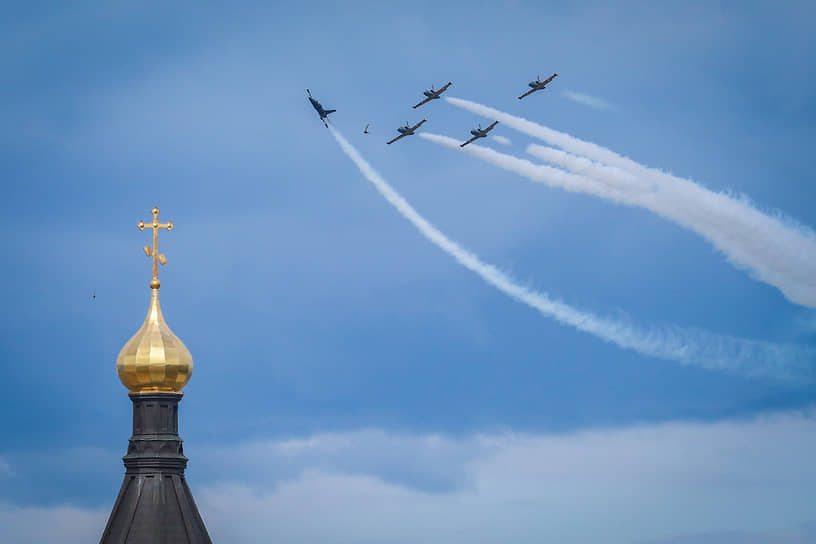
793 311 816 334
492 135 511 145
0 503 107 544
640 522 816 544
445 96 816 308
201 429 487 493
562 89 615 111
4 408 816 543
194 409 816 544
0 457 11 478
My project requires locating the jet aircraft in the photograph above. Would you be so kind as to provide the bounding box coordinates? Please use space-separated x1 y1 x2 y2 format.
306 88 336 127
517 73 558 100
460 121 499 147
364 123 370 134
386 119 427 145
412 81 453 109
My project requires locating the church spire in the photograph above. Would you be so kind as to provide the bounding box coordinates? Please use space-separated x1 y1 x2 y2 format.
100 206 212 544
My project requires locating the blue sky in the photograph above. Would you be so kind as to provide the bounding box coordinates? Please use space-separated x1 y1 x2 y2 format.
1 1 815 542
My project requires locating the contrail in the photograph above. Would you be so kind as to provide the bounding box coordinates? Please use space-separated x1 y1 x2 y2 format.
329 126 814 383
445 96 816 308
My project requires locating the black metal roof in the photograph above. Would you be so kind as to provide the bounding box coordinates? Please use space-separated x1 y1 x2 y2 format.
99 393 212 544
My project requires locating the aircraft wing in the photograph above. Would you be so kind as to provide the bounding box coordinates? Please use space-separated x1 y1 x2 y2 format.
541 73 557 86
517 87 539 100
438 81 452 93
459 134 482 148
410 119 427 132
482 120 499 134
412 96 434 109
386 133 409 145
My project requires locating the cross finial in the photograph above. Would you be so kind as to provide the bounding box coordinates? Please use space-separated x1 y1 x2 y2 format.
137 206 174 289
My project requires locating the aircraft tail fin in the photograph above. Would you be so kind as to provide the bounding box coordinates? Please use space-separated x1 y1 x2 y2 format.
325 109 337 115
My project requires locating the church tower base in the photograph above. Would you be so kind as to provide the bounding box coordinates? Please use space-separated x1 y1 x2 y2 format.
99 393 212 544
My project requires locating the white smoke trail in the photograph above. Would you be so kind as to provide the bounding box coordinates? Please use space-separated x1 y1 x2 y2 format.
525 144 650 193
492 135 511 146
329 126 814 383
446 96 816 308
420 133 634 201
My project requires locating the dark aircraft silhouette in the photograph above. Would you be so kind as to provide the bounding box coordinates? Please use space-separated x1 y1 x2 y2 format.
364 123 370 134
386 119 427 145
517 73 558 99
412 81 453 109
460 121 499 147
306 89 336 127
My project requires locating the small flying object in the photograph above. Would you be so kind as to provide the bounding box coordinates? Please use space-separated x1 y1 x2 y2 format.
92 290 96 301
386 119 427 145
306 88 336 127
364 123 370 134
517 73 558 100
412 81 453 109
460 121 499 147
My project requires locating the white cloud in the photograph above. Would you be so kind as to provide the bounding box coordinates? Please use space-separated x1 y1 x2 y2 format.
492 135 511 145
194 409 816 544
562 89 616 111
3 409 816 544
0 503 107 544
200 429 487 492
640 522 816 544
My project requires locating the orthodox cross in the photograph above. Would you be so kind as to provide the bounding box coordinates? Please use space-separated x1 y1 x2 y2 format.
137 207 174 288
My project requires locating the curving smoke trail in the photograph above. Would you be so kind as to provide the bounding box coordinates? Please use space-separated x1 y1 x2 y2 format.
330 126 814 383
445 96 816 308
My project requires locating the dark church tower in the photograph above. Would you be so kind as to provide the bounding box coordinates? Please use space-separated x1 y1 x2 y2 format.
100 207 212 543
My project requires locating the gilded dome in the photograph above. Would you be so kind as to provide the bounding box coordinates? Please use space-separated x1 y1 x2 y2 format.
116 287 193 394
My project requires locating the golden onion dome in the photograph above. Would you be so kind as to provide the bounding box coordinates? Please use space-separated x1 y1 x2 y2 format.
117 206 191 394
117 287 193 393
